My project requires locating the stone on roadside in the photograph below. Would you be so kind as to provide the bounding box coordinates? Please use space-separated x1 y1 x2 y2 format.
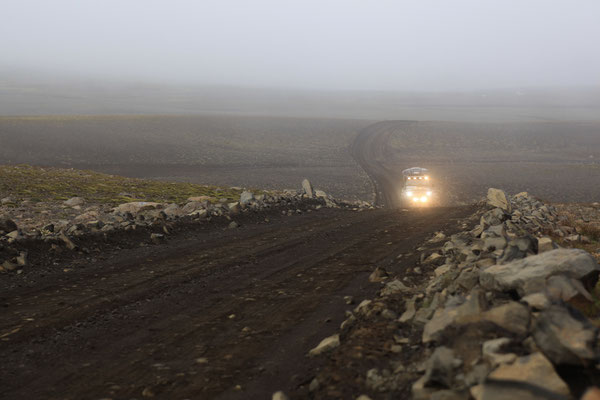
532 304 598 365
228 221 239 229
302 179 314 198
487 188 511 212
422 347 462 388
64 197 85 207
116 202 161 215
0 218 18 233
240 191 254 205
537 236 557 253
481 352 569 398
308 334 340 356
381 279 412 296
272 391 289 400
479 249 600 297
369 266 389 282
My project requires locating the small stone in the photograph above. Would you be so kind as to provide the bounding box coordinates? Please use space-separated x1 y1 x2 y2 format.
228 221 239 229
344 295 354 305
308 334 340 356
272 391 289 400
369 266 389 282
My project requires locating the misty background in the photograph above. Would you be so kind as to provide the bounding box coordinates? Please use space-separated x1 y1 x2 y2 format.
1 0 600 119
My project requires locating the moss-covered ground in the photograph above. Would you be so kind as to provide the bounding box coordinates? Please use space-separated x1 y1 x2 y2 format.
0 164 244 205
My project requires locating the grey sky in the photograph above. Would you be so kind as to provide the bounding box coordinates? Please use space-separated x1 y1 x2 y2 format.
2 0 600 91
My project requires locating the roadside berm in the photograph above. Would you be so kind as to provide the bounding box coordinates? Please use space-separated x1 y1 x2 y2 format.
301 188 600 400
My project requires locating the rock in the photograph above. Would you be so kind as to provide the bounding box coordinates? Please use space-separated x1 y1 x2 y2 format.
354 299 372 315
59 232 77 250
429 231 447 243
487 189 512 212
2 260 18 271
272 391 289 400
315 190 327 198
546 274 593 302
482 338 517 367
16 252 27 267
308 378 319 392
484 236 507 252
481 209 507 227
308 334 340 356
64 197 85 207
423 290 486 343
302 179 314 198
356 395 373 400
381 279 412 296
240 191 254 205
480 301 530 336
369 266 389 282
150 233 165 244
434 264 452 277
399 296 417 323
521 292 550 310
422 347 462 388
163 204 181 217
343 295 354 305
479 249 600 297
532 304 598 365
228 221 239 229
116 202 161 214
182 201 205 214
481 352 569 398
228 202 240 214
537 237 557 253
0 218 17 233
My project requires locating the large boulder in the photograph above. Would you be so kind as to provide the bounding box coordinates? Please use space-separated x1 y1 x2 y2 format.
479 249 600 296
487 188 512 213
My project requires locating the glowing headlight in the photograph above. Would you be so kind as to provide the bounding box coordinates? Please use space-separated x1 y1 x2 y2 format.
425 176 429 180
421 196 428 202
412 197 419 202
406 191 413 197
426 191 432 196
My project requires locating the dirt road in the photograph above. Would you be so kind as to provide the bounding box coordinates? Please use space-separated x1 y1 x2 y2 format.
351 121 415 208
0 204 474 400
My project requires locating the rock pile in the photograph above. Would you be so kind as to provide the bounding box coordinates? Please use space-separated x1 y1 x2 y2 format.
305 188 600 400
0 179 373 273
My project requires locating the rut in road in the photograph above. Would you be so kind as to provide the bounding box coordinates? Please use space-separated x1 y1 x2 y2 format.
0 206 474 399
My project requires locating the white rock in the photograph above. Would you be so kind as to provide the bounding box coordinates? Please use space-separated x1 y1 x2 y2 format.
308 334 340 356
487 188 512 212
302 179 314 198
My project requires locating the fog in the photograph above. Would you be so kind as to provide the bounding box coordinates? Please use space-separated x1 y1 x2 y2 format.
2 0 600 91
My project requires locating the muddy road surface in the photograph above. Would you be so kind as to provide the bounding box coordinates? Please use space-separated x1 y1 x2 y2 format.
0 205 474 399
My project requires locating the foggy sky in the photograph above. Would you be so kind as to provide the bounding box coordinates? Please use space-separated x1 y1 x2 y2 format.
2 0 600 91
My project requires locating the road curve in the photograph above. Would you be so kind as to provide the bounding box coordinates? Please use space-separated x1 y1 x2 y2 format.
351 120 417 208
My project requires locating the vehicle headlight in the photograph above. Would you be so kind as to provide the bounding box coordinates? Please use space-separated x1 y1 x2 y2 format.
426 191 432 196
412 197 419 202
421 196 428 202
425 176 429 180
406 191 413 197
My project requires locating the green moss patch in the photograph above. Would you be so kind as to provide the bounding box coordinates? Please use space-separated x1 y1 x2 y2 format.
0 164 245 206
